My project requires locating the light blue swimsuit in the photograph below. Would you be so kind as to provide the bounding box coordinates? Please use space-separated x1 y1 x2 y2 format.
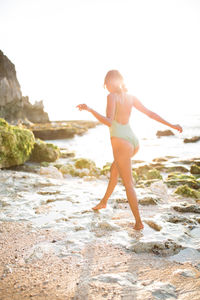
109 95 139 149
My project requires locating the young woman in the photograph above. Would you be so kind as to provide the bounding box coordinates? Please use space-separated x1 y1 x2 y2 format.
77 70 182 230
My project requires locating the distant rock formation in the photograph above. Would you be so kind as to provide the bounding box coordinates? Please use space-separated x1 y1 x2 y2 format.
0 50 49 123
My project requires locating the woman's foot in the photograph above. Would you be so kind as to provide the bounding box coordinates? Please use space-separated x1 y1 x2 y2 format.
133 222 144 231
92 200 107 210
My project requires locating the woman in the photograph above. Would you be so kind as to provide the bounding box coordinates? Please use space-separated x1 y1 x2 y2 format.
77 70 182 230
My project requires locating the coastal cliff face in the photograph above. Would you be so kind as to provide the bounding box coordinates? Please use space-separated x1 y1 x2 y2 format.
0 50 49 123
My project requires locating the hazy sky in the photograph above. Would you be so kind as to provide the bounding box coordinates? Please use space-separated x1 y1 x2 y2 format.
1 0 200 120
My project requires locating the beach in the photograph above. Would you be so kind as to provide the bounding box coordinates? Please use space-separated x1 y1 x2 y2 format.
0 116 200 299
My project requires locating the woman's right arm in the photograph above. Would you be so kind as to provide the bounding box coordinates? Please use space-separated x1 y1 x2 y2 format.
132 96 183 133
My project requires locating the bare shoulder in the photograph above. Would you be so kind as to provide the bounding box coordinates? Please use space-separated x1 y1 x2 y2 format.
126 94 138 106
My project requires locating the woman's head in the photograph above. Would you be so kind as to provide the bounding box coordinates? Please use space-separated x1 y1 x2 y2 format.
104 70 127 94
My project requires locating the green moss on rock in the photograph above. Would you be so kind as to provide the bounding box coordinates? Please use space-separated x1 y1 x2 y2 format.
101 162 111 175
29 139 60 163
74 158 96 170
146 169 162 180
0 118 35 168
174 185 200 199
190 164 200 174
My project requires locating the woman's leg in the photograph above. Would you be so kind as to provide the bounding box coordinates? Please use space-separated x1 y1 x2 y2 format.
92 161 119 210
111 137 144 230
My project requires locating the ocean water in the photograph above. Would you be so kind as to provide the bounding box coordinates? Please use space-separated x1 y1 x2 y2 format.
48 112 200 168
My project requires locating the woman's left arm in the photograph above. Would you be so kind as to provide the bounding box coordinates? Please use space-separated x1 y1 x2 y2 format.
76 94 116 127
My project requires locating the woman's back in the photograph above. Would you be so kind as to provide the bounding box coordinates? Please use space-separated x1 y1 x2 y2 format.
113 92 133 124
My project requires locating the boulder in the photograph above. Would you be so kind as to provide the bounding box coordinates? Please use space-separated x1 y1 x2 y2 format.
0 118 35 168
29 139 60 163
0 50 49 123
156 130 174 137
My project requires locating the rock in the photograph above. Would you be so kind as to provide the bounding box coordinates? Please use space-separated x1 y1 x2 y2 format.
174 185 200 199
131 238 183 256
0 118 35 168
101 162 111 175
29 139 60 163
190 164 200 174
91 272 137 287
164 213 196 224
146 169 162 180
144 219 162 231
0 50 49 123
152 157 168 162
173 203 200 213
147 282 177 299
74 158 96 169
173 269 197 278
184 136 200 143
139 195 160 205
60 149 75 158
165 166 189 173
39 166 63 179
59 163 78 176
165 173 200 189
135 164 151 178
30 120 99 140
156 130 175 137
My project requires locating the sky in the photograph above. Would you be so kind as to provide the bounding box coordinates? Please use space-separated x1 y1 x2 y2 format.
0 0 200 121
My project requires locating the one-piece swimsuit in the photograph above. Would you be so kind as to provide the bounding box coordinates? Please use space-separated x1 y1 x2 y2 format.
109 94 139 149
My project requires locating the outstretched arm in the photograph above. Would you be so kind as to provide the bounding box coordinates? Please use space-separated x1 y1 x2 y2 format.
76 94 116 127
132 96 183 133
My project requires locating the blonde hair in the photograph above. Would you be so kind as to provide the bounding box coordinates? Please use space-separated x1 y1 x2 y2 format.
104 70 128 93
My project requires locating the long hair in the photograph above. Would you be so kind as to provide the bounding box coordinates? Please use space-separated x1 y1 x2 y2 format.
104 70 128 93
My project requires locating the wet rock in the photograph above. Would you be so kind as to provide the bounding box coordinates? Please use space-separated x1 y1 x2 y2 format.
146 169 162 180
40 166 63 179
165 166 189 173
144 219 162 231
101 162 111 175
173 203 200 213
0 118 35 168
131 238 183 256
60 149 75 158
74 158 96 170
135 165 151 178
173 268 197 278
165 173 200 189
164 213 197 224
147 281 177 299
139 195 161 205
29 139 60 163
156 129 175 137
152 157 169 162
190 164 200 174
91 272 137 287
174 185 200 199
31 120 99 140
184 136 200 143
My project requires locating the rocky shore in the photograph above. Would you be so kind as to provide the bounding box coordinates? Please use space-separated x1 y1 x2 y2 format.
0 132 200 298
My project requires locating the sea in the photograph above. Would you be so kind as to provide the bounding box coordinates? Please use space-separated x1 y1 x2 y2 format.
47 110 200 168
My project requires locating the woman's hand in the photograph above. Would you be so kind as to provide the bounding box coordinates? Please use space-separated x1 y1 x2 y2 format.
172 124 183 133
76 104 91 112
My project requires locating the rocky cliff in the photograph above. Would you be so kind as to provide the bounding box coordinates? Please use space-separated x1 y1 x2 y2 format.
0 50 49 123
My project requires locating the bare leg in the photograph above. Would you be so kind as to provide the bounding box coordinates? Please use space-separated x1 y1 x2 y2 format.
92 161 119 210
111 138 144 230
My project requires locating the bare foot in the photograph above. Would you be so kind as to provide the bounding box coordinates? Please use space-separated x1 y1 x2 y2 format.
133 223 144 231
92 201 107 210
